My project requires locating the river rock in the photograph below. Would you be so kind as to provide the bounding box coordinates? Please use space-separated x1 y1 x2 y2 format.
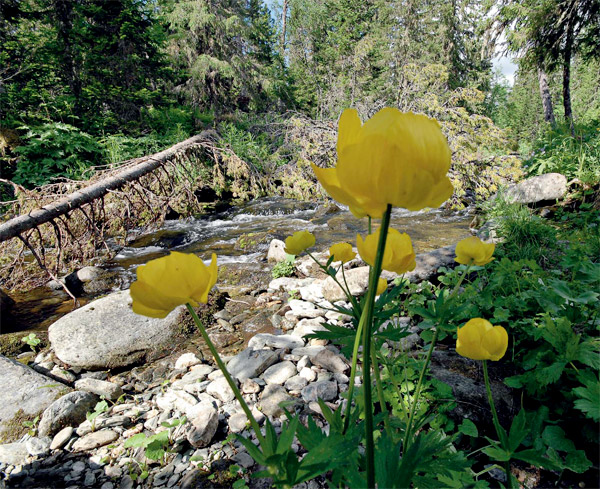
206 377 236 403
291 318 327 339
38 391 98 437
267 239 288 263
48 290 187 369
175 353 201 370
186 405 218 448
301 380 338 403
503 173 567 205
262 361 297 385
322 266 370 302
248 333 304 350
25 436 52 457
268 277 314 293
226 348 280 381
311 349 348 374
74 378 123 401
72 429 119 451
0 442 29 465
259 385 297 418
286 299 326 320
50 426 74 450
0 355 70 442
380 245 458 284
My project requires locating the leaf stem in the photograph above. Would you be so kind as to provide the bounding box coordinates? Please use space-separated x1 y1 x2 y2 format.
186 304 265 446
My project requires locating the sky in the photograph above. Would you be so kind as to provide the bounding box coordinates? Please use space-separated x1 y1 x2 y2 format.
492 55 518 85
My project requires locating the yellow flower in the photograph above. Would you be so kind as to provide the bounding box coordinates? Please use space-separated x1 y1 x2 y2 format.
329 242 356 263
455 236 495 266
357 227 416 275
456 318 508 361
376 278 387 295
312 108 453 218
130 252 218 318
284 231 316 255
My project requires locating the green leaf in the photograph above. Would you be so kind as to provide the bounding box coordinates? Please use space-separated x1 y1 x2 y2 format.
541 426 575 453
482 446 511 462
124 433 149 449
458 419 478 437
564 450 592 473
573 371 600 422
512 449 562 470
508 409 529 452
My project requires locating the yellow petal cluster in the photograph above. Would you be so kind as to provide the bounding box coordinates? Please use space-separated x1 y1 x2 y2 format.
455 236 495 266
329 242 356 263
357 227 416 275
456 318 508 361
312 108 453 218
284 231 316 255
130 252 218 318
376 278 388 296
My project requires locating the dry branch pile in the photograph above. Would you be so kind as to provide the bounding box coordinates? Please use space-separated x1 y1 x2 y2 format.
0 133 264 292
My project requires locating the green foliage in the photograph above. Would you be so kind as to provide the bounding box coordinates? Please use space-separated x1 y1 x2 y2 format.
271 257 295 279
86 400 109 431
21 333 41 352
22 415 40 437
525 121 600 183
13 123 104 187
123 417 187 463
218 122 271 172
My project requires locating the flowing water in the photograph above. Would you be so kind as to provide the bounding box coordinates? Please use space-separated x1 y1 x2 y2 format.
3 197 473 336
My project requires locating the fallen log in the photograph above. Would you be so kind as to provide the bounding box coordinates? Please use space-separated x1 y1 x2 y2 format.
0 134 205 243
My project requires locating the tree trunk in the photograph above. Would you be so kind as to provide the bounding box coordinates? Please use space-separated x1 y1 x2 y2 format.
280 0 288 53
537 64 556 126
53 0 81 110
563 13 575 135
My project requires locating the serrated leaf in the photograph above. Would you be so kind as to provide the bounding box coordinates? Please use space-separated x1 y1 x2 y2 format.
573 374 600 422
482 446 511 462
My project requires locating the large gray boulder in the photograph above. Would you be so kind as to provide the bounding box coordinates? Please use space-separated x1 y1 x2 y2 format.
381 245 458 284
227 348 280 381
0 355 70 442
503 173 567 205
48 290 187 369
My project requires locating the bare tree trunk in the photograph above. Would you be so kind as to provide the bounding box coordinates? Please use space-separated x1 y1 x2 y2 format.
563 15 575 135
280 0 288 53
537 64 556 126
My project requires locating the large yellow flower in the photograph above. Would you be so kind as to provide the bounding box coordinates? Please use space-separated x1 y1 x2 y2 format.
456 318 508 361
284 231 316 255
130 252 218 318
329 242 356 263
455 236 495 266
312 108 453 218
357 227 416 275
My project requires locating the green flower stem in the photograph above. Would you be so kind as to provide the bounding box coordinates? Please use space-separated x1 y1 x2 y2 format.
402 265 471 449
483 360 515 489
361 205 393 489
370 346 390 432
186 304 265 446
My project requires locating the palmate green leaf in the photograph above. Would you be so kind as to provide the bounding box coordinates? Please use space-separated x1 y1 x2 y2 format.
482 446 511 462
536 361 566 387
576 341 600 369
573 371 600 421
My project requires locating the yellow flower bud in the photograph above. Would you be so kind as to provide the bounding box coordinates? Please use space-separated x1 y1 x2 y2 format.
356 227 416 275
328 242 356 263
456 318 508 361
130 252 218 319
376 277 387 296
284 230 316 255
312 108 453 218
455 236 495 266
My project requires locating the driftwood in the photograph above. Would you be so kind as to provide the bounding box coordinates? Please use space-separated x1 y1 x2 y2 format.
0 134 205 243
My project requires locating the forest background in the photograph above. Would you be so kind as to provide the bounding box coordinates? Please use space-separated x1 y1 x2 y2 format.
0 0 599 198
